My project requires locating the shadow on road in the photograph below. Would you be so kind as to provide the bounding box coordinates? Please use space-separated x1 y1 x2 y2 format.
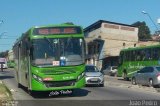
33 89 90 99
20 85 90 99
0 70 14 80
117 78 131 81
85 85 104 87
0 75 14 80
0 70 12 74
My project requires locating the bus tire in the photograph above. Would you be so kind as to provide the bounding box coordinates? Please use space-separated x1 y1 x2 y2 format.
28 90 35 96
18 83 22 88
17 79 22 88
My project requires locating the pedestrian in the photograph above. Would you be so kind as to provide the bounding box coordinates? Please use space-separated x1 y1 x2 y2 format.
0 62 3 72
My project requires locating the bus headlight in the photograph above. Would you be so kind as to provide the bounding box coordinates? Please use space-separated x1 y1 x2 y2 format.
33 74 38 79
32 74 43 82
77 72 85 81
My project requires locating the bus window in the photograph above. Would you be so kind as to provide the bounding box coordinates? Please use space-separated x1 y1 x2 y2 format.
135 50 141 61
140 50 146 61
131 50 136 61
145 49 152 60
119 51 124 65
152 48 158 60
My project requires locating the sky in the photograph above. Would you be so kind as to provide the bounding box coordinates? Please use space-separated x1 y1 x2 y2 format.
0 0 160 52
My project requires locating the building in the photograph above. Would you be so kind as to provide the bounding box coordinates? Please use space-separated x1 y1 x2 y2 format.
151 35 160 41
84 20 139 70
8 50 14 61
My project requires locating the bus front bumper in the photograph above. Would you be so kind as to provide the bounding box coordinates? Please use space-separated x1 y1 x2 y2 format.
30 77 85 91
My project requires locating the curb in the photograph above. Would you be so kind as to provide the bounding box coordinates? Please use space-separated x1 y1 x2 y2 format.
105 81 159 93
0 80 13 100
104 75 160 93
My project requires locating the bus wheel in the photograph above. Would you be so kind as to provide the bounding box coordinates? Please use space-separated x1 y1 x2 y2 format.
132 77 137 85
17 80 22 88
18 83 22 88
28 90 35 96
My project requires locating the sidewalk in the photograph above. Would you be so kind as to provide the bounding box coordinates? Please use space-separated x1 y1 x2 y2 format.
104 75 160 93
0 71 13 101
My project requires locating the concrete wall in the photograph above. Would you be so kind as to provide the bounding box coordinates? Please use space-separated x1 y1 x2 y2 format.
8 50 14 61
85 21 159 69
101 23 138 42
85 22 139 57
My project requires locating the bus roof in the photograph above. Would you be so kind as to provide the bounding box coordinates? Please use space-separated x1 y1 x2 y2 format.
121 44 160 52
13 23 83 46
31 23 81 29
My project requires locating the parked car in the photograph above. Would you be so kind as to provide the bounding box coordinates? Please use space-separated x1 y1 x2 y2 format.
85 65 104 87
131 66 160 87
102 66 118 76
0 58 8 69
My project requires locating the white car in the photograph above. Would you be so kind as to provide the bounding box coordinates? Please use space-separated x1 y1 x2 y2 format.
102 66 118 76
85 65 104 87
0 58 8 69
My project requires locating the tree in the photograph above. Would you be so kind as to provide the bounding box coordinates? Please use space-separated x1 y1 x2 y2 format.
0 50 9 57
132 21 151 41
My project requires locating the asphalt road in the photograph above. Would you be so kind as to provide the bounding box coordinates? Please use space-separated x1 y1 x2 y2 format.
1 69 160 106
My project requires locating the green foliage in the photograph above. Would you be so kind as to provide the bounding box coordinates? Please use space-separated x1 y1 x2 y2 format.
0 50 9 57
132 21 151 41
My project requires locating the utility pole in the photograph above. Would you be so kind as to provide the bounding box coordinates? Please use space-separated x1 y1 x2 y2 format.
157 18 160 36
142 11 159 32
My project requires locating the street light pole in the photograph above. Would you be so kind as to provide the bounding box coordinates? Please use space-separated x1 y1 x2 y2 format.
142 11 159 31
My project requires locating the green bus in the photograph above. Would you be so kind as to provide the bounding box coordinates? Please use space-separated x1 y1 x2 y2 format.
118 44 160 80
13 23 86 94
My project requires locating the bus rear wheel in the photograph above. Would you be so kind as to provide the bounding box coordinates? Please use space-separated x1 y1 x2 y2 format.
18 83 22 88
28 90 36 96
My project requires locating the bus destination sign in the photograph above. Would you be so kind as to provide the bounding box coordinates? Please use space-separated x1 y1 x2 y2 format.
33 27 81 35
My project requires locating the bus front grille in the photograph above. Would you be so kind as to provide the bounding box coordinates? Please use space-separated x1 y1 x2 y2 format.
43 80 76 87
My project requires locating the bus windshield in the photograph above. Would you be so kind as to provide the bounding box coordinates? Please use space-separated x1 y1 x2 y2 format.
31 38 85 67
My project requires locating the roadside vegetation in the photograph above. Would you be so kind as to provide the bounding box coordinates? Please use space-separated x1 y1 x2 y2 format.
0 80 13 100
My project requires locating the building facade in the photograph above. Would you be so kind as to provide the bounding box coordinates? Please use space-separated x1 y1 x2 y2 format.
84 20 139 70
7 50 14 61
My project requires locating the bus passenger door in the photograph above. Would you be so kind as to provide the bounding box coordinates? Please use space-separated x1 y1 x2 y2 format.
18 43 22 84
26 40 32 90
27 50 31 89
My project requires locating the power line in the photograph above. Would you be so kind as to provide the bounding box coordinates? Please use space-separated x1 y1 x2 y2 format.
142 11 159 31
